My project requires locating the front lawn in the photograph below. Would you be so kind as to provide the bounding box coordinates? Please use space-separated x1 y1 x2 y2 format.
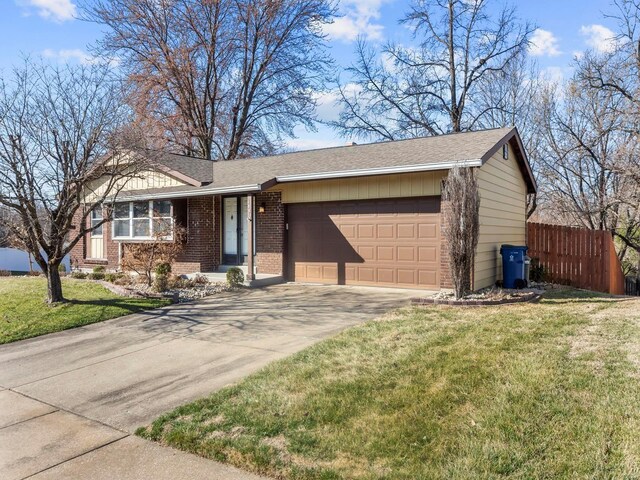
138 289 640 479
0 277 170 344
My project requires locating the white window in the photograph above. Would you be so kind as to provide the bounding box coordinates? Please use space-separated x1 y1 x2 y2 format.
112 200 174 240
91 207 103 237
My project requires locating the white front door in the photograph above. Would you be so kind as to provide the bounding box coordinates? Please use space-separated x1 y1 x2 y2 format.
223 197 238 256
223 196 250 264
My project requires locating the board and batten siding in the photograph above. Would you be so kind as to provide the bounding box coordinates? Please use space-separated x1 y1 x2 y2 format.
273 170 448 204
85 168 187 201
474 142 527 290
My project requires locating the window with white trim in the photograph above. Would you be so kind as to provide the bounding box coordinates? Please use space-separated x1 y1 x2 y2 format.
90 207 103 237
113 200 174 240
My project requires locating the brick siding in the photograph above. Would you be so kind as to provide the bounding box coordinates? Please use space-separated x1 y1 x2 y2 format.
173 196 219 274
255 191 285 275
70 196 221 274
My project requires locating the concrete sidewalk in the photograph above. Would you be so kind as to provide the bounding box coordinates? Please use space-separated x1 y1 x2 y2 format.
0 284 417 479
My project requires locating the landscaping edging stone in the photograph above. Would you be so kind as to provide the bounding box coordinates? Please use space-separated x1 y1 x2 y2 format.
411 291 541 307
96 280 178 303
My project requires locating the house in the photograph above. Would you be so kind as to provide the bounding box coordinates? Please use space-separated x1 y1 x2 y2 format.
70 127 536 291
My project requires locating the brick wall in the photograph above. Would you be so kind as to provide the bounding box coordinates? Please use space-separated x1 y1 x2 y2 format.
70 196 220 274
255 191 285 275
173 195 219 274
69 208 120 271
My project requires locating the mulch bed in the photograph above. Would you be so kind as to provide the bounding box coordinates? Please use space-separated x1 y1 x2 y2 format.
411 290 542 307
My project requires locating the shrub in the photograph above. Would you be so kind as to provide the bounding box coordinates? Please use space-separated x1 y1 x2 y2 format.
120 225 187 286
89 272 105 280
193 274 209 285
114 274 133 286
92 265 106 273
70 271 87 279
529 257 547 283
154 274 169 292
58 264 67 274
226 267 244 287
155 262 172 276
104 273 118 283
0 269 11 276
442 167 480 299
167 274 184 289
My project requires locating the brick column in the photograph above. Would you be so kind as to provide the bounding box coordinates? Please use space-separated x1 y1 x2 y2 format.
255 191 285 275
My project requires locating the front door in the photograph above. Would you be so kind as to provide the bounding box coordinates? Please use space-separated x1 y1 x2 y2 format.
223 196 248 265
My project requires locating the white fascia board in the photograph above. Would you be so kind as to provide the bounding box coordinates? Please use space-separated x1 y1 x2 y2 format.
275 160 482 183
111 184 261 202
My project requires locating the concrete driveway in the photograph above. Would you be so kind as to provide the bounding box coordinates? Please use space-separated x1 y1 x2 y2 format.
0 284 416 480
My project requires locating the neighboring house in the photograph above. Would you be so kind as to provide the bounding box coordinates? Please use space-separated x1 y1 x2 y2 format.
0 248 70 273
71 127 536 291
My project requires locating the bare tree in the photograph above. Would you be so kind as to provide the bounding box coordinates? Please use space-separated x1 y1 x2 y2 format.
442 167 480 299
0 61 141 303
121 223 186 286
474 52 544 218
533 69 640 268
82 0 336 160
574 0 640 262
332 0 533 140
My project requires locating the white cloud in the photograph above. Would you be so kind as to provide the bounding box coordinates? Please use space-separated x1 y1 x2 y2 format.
539 66 570 85
580 24 617 53
323 0 390 42
529 29 561 57
42 48 98 65
313 83 361 123
17 0 76 22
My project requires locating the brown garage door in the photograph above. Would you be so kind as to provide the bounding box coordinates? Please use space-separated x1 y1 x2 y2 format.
287 197 441 289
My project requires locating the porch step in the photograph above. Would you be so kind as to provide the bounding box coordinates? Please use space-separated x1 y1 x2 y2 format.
216 264 249 274
191 271 284 288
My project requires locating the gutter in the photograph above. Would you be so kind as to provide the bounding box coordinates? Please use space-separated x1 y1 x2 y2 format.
114 184 262 202
275 160 482 183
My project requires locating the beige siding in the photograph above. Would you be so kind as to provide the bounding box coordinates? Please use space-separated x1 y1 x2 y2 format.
85 169 186 201
273 170 448 204
474 142 527 290
88 236 104 259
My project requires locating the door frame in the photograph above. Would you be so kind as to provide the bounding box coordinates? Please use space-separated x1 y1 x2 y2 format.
222 195 243 265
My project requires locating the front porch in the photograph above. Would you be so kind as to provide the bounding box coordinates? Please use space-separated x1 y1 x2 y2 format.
72 188 287 281
192 265 284 288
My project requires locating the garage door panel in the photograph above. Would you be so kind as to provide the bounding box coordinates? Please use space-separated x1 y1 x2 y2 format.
377 224 394 238
288 197 440 289
377 246 395 261
397 269 417 285
419 223 438 239
357 224 375 238
397 224 416 239
418 246 438 262
376 268 395 284
397 246 416 262
419 270 438 286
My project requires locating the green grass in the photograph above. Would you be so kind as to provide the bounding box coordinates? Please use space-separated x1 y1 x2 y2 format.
138 289 640 479
0 277 169 344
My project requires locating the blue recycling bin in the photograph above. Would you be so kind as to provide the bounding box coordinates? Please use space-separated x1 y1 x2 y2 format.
500 245 528 289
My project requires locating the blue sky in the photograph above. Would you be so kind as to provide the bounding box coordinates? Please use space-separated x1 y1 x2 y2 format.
0 0 620 150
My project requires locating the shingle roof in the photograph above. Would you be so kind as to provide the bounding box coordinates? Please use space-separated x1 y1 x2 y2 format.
208 127 516 189
151 151 214 185
120 127 534 200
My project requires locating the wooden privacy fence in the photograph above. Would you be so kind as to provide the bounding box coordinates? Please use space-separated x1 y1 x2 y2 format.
527 222 625 295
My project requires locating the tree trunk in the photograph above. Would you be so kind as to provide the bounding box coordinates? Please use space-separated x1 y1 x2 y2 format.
46 265 65 304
